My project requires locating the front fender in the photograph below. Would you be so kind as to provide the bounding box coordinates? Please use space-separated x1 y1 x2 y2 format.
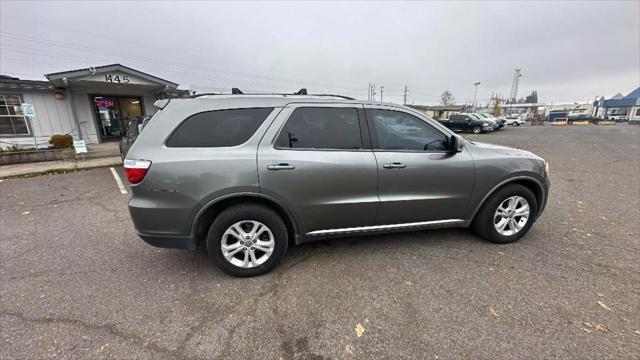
468 173 548 221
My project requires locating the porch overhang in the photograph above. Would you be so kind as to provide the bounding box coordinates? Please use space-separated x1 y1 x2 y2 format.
45 64 177 89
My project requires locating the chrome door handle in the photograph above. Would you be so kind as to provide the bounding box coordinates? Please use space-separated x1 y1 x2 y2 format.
267 163 295 170
383 162 407 169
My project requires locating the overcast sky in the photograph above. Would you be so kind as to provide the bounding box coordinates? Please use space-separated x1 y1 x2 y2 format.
1 0 638 105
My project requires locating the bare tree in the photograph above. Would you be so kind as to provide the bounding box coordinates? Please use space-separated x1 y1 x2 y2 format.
440 90 455 106
493 98 502 116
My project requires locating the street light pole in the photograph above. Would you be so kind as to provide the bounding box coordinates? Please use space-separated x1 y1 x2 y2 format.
472 82 481 113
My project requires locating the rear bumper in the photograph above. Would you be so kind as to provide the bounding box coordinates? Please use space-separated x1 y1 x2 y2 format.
137 232 195 250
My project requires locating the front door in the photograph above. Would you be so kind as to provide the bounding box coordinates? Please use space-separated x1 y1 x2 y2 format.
448 114 471 131
258 104 379 235
92 95 143 141
365 107 475 224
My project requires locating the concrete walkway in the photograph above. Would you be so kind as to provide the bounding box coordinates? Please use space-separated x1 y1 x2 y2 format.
0 156 122 178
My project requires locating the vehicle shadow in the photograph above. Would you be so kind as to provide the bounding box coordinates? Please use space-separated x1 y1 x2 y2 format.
163 227 485 277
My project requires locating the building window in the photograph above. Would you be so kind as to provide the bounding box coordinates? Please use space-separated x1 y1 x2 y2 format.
0 95 30 136
636 108 640 117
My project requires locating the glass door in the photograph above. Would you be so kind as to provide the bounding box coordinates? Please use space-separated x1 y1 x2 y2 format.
92 96 143 141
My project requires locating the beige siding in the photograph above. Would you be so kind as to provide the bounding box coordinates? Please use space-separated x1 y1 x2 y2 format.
0 90 77 149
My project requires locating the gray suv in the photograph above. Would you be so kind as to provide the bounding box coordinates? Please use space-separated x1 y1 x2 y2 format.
125 93 549 276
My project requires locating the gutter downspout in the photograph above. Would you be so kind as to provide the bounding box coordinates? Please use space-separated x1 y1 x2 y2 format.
65 80 83 141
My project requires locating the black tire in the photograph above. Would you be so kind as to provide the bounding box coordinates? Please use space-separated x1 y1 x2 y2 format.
472 126 482 134
515 123 521 126
471 184 538 244
207 204 288 277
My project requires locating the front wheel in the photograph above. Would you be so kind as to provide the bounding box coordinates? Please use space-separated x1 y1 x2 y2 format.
471 184 538 244
207 204 288 277
472 126 482 134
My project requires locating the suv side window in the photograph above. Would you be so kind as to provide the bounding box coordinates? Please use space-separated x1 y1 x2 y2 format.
450 115 466 124
166 107 274 147
369 109 449 151
275 107 362 150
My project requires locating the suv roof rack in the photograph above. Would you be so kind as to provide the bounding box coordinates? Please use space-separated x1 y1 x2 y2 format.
188 88 355 101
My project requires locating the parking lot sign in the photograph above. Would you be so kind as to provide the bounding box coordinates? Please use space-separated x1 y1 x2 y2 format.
73 140 88 154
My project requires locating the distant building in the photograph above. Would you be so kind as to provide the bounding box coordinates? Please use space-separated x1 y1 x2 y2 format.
408 105 466 119
0 64 187 149
593 87 640 122
497 102 545 116
546 102 594 118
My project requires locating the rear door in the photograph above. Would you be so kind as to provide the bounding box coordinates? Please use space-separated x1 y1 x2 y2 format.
258 103 379 235
449 115 470 131
365 106 475 225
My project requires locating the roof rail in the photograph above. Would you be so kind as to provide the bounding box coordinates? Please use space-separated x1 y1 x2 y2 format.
187 92 218 98
308 94 355 100
187 88 355 101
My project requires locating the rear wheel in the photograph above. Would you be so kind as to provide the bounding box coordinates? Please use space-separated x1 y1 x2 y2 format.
207 204 288 276
472 126 482 134
471 184 538 244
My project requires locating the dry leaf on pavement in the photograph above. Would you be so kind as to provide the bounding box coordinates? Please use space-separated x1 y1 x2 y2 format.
345 344 354 355
581 321 610 333
355 323 365 337
490 307 498 317
597 301 612 311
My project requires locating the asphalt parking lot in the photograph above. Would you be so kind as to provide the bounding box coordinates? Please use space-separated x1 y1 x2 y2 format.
1 124 639 359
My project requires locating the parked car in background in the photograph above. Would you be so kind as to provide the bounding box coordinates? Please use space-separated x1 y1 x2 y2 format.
607 114 629 122
504 114 525 126
468 113 500 130
439 113 496 133
120 116 151 159
478 113 505 128
124 94 549 276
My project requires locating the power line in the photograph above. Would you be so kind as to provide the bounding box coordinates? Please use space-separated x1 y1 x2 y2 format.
1 31 483 99
3 16 356 86
0 46 373 97
0 31 495 104
0 32 367 92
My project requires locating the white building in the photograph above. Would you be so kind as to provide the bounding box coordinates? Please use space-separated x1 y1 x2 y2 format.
0 64 186 149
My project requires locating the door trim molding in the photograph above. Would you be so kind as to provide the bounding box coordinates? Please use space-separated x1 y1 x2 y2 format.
306 219 465 236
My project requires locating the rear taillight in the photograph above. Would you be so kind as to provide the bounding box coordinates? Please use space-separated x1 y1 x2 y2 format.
123 159 152 184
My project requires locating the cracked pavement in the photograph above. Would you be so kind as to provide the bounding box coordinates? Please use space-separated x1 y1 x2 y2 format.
1 125 639 359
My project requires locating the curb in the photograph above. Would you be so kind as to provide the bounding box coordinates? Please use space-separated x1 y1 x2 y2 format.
0 157 122 179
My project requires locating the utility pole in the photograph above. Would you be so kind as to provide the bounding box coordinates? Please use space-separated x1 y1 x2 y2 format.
472 82 481 113
371 83 376 102
380 86 384 102
403 85 408 105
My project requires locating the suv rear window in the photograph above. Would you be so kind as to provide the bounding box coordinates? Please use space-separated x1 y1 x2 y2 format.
166 107 274 147
275 107 362 150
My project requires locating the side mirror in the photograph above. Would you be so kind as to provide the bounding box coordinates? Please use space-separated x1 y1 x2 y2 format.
449 135 463 153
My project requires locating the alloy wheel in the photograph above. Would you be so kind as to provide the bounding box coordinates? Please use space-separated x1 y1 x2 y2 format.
221 220 275 268
493 196 530 236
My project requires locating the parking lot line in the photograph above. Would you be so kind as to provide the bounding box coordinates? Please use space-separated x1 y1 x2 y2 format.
110 167 128 195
